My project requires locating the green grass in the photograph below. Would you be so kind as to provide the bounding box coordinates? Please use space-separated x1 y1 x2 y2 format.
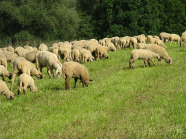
0 43 186 138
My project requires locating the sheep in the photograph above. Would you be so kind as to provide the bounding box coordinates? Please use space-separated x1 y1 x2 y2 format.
180 31 186 47
58 42 72 62
38 43 48 51
0 51 19 68
62 61 92 89
111 36 120 49
99 39 106 46
156 39 166 48
105 42 116 51
0 54 7 69
95 45 109 60
136 34 146 44
18 73 38 95
154 35 160 40
24 45 34 51
15 47 29 57
22 50 39 63
0 80 14 100
160 32 170 42
118 37 127 49
129 49 161 68
36 51 62 78
129 37 138 49
71 48 80 62
81 49 95 63
147 35 153 42
136 43 146 49
11 57 42 91
7 46 14 53
0 65 12 81
49 47 59 59
143 44 173 65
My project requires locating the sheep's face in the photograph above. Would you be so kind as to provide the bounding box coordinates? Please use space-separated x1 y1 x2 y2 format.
37 72 43 79
7 92 14 100
32 87 38 92
169 58 173 65
56 68 62 78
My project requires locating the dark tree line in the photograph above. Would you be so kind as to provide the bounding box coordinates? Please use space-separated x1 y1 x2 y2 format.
0 0 185 45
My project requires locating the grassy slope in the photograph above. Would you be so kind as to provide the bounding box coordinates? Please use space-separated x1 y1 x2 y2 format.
0 43 185 138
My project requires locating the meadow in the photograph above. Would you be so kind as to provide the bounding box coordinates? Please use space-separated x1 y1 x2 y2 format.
0 43 185 138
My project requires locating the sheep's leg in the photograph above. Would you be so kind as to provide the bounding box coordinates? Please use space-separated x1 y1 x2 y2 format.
150 59 156 66
2 75 5 81
18 81 22 95
11 73 17 91
74 78 78 88
147 59 151 66
51 69 54 78
23 84 28 95
65 78 70 90
144 60 147 67
47 68 52 78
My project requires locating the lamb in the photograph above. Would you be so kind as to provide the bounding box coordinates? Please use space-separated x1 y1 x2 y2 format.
36 51 62 78
62 61 92 89
11 57 42 91
0 65 12 81
95 45 109 60
18 73 38 95
0 51 19 68
143 44 173 65
129 49 161 68
160 32 170 42
22 50 39 63
0 80 14 100
0 54 7 69
71 48 80 62
38 43 48 51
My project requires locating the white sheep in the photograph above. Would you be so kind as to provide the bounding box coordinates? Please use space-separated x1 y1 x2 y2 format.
18 73 38 95
62 61 92 89
36 51 62 78
81 49 94 63
0 54 7 69
0 65 11 81
180 31 186 47
11 57 42 91
38 43 48 51
22 50 39 63
143 44 173 65
0 80 14 100
15 47 29 57
71 48 80 62
129 49 161 68
0 51 19 68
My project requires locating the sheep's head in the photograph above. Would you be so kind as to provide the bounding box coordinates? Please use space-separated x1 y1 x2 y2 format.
31 87 38 93
84 79 93 87
6 92 14 100
37 71 43 79
169 58 173 65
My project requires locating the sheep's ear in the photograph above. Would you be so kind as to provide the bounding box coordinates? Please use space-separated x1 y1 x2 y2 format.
89 79 93 81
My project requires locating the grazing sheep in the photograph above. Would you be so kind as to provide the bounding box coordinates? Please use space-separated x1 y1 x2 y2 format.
118 37 127 49
36 51 62 78
7 46 14 53
136 43 146 49
180 31 186 47
95 45 109 60
111 36 120 49
24 45 34 51
154 35 160 40
22 50 39 63
71 48 80 62
136 34 146 44
58 42 71 62
38 43 48 51
15 47 29 57
81 49 94 63
0 54 7 69
0 80 14 100
129 37 138 49
105 42 116 51
160 32 170 42
156 39 166 48
11 57 42 91
0 65 12 81
62 61 92 89
18 73 38 95
144 44 173 65
0 51 19 68
147 35 153 42
129 49 161 68
99 39 106 46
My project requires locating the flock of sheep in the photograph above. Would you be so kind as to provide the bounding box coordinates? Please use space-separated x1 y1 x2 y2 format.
0 31 185 100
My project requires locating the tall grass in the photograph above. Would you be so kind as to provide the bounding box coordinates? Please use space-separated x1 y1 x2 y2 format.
0 43 185 138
